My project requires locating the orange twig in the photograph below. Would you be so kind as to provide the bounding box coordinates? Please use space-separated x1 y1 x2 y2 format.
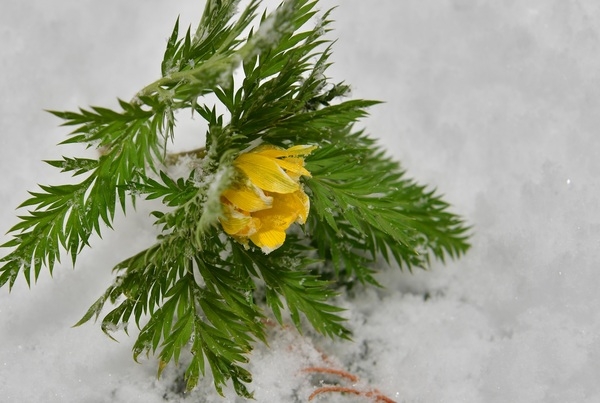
366 390 397 403
302 366 360 383
302 366 397 403
308 386 363 400
309 386 397 403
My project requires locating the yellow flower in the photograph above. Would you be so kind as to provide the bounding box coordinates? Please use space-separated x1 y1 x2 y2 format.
219 144 316 253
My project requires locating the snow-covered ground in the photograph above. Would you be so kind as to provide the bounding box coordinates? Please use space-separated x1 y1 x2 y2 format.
2 1 599 402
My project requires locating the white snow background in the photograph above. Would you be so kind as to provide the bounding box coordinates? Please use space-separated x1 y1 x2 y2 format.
1 1 599 402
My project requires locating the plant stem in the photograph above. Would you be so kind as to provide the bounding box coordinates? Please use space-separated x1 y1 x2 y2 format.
165 147 207 165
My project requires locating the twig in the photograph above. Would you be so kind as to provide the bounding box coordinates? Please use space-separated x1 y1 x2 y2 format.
303 366 397 403
165 147 207 165
308 386 363 400
302 367 359 383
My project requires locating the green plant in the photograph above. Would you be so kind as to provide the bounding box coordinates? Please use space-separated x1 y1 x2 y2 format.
0 0 470 397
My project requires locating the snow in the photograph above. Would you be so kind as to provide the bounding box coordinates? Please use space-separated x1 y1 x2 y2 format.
2 0 600 402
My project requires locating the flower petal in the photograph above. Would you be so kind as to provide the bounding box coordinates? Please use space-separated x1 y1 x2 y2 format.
249 228 286 254
234 153 299 193
222 183 272 212
274 157 311 177
219 204 259 236
249 191 309 253
253 194 296 228
291 189 310 224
